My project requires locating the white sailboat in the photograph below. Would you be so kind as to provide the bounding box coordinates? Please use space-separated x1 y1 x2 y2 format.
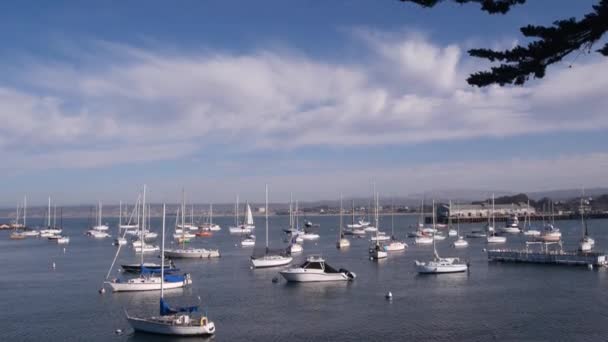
415 200 468 274
336 195 350 249
251 185 293 268
106 187 192 292
487 194 507 244
229 195 255 234
126 203 215 337
384 198 406 251
447 201 458 237
199 203 221 231
241 234 256 247
369 192 387 260
578 197 595 252
452 202 468 248
522 199 541 236
166 190 220 259
40 197 62 236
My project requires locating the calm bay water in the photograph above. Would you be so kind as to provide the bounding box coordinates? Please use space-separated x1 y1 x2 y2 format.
1 215 608 341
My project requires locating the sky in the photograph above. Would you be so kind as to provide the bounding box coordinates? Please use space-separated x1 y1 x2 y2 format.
1 0 607 206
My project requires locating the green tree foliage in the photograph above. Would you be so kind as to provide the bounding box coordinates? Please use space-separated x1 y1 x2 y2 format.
400 0 608 87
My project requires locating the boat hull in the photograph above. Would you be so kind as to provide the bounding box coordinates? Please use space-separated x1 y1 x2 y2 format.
106 278 191 292
251 256 292 268
415 262 468 274
164 249 220 259
127 316 215 336
280 269 352 282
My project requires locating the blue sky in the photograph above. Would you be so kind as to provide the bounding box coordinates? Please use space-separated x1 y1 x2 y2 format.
1 1 607 206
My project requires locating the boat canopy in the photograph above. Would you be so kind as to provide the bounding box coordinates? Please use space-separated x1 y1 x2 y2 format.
159 298 198 316
163 274 186 283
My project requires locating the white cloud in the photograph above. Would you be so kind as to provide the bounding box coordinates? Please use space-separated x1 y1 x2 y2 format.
0 31 607 170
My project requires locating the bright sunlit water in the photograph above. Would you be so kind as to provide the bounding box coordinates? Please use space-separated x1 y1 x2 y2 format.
1 215 607 341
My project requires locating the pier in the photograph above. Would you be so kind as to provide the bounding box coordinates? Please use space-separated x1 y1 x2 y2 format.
487 242 607 267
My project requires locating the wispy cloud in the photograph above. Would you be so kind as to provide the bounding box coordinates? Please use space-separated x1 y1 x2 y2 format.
1 30 607 170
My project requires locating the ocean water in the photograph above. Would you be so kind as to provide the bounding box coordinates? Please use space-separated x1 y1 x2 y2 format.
1 215 607 341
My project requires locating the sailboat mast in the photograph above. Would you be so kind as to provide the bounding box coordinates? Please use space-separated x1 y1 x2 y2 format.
265 184 269 249
47 197 51 227
492 194 495 229
23 196 27 228
339 194 343 240
391 197 395 237
161 203 166 299
432 200 437 258
141 185 146 265
375 192 380 246
210 203 213 226
181 188 185 229
53 204 57 228
235 195 239 227
352 200 355 225
119 201 122 227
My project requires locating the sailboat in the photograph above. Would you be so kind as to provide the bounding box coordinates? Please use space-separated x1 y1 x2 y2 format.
87 201 110 238
114 201 129 246
298 200 320 240
336 195 350 249
126 203 216 337
344 200 366 236
199 203 221 231
538 201 562 242
415 200 468 274
229 195 255 234
39 197 62 237
447 201 458 237
384 198 407 251
251 185 293 268
369 192 387 260
414 200 434 244
166 190 220 259
487 194 506 244
578 197 595 252
451 202 468 248
522 199 541 236
106 187 192 292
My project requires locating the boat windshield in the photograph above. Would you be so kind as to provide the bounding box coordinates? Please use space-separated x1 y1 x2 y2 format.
302 261 323 270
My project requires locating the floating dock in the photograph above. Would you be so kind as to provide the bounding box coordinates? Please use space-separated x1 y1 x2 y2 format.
487 242 607 267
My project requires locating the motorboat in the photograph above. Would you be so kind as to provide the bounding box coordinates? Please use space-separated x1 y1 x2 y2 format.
499 214 521 234
384 239 407 252
487 235 507 243
301 231 320 240
433 232 446 241
173 232 195 240
288 243 303 254
448 229 458 237
364 225 378 233
280 255 355 282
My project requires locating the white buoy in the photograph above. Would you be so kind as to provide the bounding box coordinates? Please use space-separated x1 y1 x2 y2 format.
99 287 106 294
385 291 393 300
115 329 123 335
52 261 56 269
588 264 594 270
63 248 66 254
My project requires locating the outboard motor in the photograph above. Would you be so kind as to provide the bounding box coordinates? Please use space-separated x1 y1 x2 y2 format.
340 268 356 280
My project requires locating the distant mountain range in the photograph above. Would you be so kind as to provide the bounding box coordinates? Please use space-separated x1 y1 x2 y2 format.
1 187 607 219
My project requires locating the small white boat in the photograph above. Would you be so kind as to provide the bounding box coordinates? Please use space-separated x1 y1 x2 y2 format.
448 229 457 237
229 200 256 234
288 243 303 254
301 232 320 240
164 248 220 259
523 229 541 236
57 236 70 244
499 214 521 234
415 236 434 245
114 237 128 246
173 232 195 240
487 235 507 243
537 224 561 242
280 255 355 282
241 235 256 247
422 227 437 234
144 231 158 240
370 231 391 242
337 238 350 248
336 196 350 249
433 233 446 241
364 226 378 232
466 230 487 238
40 228 62 236
578 198 595 252
87 230 110 238
135 244 160 253
229 225 254 234
251 254 293 268
384 240 407 251
452 236 469 248
22 230 40 237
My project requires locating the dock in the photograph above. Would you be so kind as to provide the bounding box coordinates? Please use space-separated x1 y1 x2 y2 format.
487 242 607 267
